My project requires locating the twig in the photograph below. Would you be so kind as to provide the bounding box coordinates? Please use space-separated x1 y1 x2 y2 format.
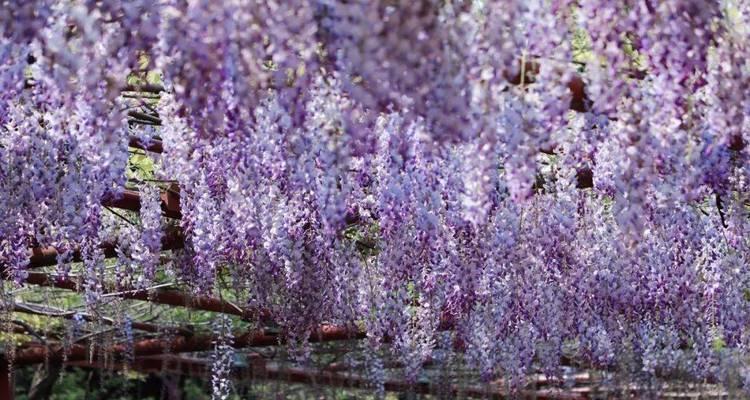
715 192 728 229
122 83 165 94
127 111 161 125
12 320 48 344
127 178 179 184
102 282 175 298
104 206 136 226
121 94 161 100
128 119 161 126
14 302 76 318
74 327 117 344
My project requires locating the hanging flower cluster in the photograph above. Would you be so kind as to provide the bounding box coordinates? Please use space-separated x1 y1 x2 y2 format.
210 315 234 400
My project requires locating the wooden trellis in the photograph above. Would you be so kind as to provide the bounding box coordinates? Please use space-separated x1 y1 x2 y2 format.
2 61 742 400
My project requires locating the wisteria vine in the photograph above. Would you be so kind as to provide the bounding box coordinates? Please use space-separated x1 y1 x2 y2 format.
1 0 750 396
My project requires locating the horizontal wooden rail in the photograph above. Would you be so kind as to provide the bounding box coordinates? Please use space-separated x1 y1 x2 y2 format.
12 302 191 336
122 83 165 94
101 188 181 219
14 324 362 365
128 136 164 153
26 226 185 269
21 271 271 322
31 349 586 399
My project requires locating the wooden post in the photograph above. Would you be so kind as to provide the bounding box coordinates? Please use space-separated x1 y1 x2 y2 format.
0 356 14 400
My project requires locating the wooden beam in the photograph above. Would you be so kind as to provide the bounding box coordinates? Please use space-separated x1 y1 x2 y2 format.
101 188 181 219
122 84 165 94
128 136 164 153
66 355 588 400
26 226 185 269
11 303 190 336
13 324 363 365
20 272 270 322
